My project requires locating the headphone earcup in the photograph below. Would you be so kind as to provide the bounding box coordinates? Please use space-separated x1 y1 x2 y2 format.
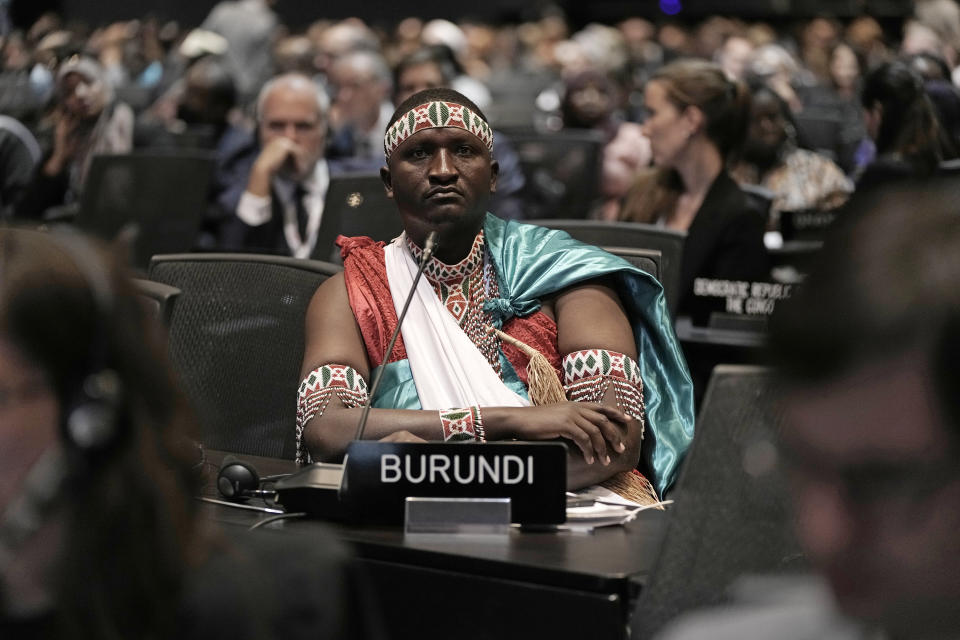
64 370 124 453
217 456 261 499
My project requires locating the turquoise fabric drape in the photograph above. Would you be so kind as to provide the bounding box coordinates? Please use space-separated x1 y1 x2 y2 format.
370 214 695 494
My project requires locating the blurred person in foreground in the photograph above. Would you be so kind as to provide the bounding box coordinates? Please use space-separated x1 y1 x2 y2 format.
0 228 362 639
658 178 960 640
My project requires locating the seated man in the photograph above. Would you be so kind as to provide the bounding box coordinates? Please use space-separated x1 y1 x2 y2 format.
296 88 694 495
220 73 336 258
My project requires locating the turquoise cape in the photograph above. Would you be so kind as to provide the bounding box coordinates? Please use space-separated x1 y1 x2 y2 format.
369 214 695 494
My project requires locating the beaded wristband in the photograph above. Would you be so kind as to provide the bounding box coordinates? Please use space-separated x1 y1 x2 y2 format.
439 406 485 442
296 364 368 464
562 349 646 436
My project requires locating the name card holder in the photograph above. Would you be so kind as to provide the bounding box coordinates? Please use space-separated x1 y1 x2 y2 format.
343 441 567 526
404 497 511 535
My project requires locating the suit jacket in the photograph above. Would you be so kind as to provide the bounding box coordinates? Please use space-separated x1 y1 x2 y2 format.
220 185 293 255
218 140 347 255
679 171 770 323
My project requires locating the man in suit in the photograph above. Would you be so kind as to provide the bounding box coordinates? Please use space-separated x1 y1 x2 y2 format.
221 73 333 258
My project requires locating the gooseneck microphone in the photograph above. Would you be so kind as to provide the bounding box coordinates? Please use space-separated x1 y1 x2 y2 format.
353 230 438 442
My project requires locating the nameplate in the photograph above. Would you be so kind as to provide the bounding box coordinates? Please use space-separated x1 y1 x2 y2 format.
781 208 837 240
343 441 566 525
693 278 793 317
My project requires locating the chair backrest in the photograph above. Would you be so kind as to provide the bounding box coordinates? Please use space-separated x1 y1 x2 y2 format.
510 130 605 220
603 246 661 282
794 109 843 161
131 278 181 327
739 183 774 223
630 365 806 639
533 219 685 315
938 158 960 175
313 172 401 263
77 151 215 269
148 253 342 459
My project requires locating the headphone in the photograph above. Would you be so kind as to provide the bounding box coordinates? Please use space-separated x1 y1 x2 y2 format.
217 456 282 501
50 232 126 457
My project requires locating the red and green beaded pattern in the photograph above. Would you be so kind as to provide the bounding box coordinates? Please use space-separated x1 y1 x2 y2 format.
439 406 484 442
384 101 494 159
562 349 646 432
296 364 368 464
406 232 502 375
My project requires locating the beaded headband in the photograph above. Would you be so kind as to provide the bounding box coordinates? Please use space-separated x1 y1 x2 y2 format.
383 100 494 160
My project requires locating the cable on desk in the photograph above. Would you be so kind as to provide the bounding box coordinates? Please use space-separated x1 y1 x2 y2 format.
248 512 308 531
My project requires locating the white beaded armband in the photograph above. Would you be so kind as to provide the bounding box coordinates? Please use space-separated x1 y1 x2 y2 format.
562 349 646 437
296 364 368 465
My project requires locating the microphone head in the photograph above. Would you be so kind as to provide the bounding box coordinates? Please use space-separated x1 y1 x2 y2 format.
423 231 439 257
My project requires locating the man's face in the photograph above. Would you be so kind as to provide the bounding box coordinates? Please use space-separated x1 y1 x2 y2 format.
330 61 388 129
782 351 960 635
381 126 498 247
258 84 326 180
395 62 445 107
743 92 787 165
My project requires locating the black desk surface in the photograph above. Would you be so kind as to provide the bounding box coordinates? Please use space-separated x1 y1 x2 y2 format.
201 451 667 596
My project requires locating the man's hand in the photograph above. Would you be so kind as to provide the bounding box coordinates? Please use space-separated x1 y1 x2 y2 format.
246 137 308 196
488 402 630 466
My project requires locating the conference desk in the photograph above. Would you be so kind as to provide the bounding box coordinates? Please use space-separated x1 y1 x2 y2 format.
200 451 667 640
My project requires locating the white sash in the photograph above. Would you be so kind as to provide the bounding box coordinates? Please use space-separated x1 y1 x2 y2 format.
383 234 529 410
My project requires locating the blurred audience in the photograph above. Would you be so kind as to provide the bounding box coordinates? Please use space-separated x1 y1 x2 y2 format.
326 49 393 171
0 115 40 219
731 84 852 226
200 0 278 104
620 59 769 321
220 73 339 257
17 56 132 219
858 60 952 186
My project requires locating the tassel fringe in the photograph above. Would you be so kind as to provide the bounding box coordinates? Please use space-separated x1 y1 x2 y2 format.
487 326 659 508
600 471 663 508
488 326 566 405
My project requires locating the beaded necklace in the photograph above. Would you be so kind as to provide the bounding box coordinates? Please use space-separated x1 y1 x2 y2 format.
405 231 502 376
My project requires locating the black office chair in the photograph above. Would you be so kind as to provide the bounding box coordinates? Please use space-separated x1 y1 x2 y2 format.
148 253 342 459
794 108 843 162
739 183 775 224
76 151 215 270
630 365 806 639
131 278 181 327
533 219 685 315
510 130 605 220
602 246 661 283
312 172 402 263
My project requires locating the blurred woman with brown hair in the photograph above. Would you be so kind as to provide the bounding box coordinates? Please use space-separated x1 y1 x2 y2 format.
0 229 362 640
858 60 954 186
620 58 769 321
